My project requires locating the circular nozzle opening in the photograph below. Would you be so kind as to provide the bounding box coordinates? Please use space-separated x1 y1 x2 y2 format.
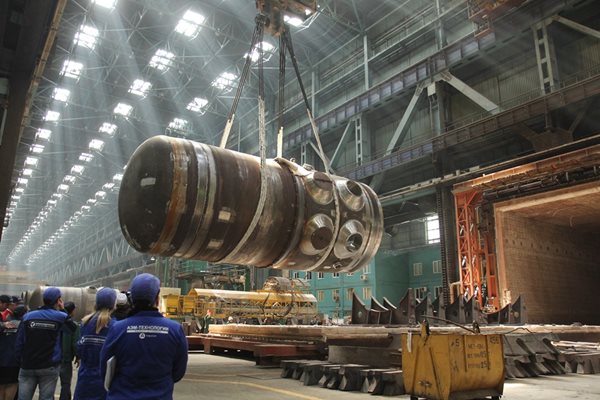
311 226 333 250
345 233 363 253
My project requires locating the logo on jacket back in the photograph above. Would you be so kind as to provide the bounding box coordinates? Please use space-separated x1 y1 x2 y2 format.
28 320 59 330
127 325 169 339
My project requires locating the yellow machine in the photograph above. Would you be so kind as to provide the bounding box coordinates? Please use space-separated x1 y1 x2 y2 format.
402 324 504 400
161 277 317 323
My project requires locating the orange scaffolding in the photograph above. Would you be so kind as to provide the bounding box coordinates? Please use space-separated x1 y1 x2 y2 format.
454 188 499 311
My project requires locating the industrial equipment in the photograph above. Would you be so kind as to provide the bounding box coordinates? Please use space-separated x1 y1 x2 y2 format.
162 277 317 323
118 135 383 273
24 286 97 321
402 323 504 400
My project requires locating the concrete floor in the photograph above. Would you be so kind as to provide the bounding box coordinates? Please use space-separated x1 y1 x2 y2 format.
55 351 600 399
171 352 600 400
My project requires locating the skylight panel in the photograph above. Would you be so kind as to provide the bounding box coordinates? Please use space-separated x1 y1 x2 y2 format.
129 79 152 97
60 60 83 79
15 187 24 194
149 49 175 71
112 173 123 182
71 165 85 175
89 139 105 151
47 199 57 206
186 97 208 113
175 10 205 38
102 182 115 191
168 118 188 130
63 175 76 184
25 157 39 167
92 0 117 9
284 14 304 27
22 168 33 177
212 72 238 91
95 191 107 200
52 88 71 103
79 152 94 162
245 41 275 62
31 144 45 153
58 184 70 193
86 199 97 206
44 110 60 122
74 25 99 50
36 128 52 141
17 178 29 186
11 195 20 201
113 103 132 117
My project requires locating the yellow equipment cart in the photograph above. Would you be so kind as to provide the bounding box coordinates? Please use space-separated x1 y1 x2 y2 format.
402 324 504 400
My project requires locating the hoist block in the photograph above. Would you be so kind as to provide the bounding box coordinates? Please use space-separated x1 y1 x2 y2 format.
118 135 383 272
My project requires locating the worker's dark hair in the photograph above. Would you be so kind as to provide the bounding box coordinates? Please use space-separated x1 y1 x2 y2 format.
0 294 10 304
63 301 76 315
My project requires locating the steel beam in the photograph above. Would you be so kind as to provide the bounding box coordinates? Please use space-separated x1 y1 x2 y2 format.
553 15 600 40
330 119 354 169
439 71 499 114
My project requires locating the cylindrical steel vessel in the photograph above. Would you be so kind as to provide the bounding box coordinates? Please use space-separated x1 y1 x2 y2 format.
26 286 97 321
118 136 383 272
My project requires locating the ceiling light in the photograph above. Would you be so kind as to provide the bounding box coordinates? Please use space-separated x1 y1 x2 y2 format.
60 60 83 79
10 201 18 207
92 0 117 9
44 110 60 121
71 165 85 175
102 182 115 191
51 193 63 200
11 195 20 201
15 187 24 193
79 152 94 162
36 128 52 141
86 199 97 206
18 178 29 186
95 191 107 200
128 79 152 97
113 103 132 117
63 175 76 183
212 72 237 91
31 144 45 153
81 205 91 213
89 139 105 151
149 49 175 71
52 88 71 102
112 173 123 182
99 122 117 136
186 97 208 113
22 168 34 177
57 183 69 193
25 157 39 167
74 25 99 49
168 118 188 130
48 199 57 206
175 10 205 38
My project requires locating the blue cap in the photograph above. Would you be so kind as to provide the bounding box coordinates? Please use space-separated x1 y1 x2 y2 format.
43 287 62 305
130 273 160 304
96 287 117 310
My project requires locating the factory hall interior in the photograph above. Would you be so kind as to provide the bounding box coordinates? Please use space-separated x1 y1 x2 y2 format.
1 0 600 399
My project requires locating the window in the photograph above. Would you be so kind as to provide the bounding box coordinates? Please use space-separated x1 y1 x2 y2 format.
74 25 99 50
212 72 237 91
346 272 354 276
305 271 312 280
113 103 132 117
60 60 83 79
362 264 371 274
52 88 70 103
89 139 105 151
434 286 443 299
35 129 52 141
362 286 372 301
293 271 300 279
433 260 442 274
175 10 205 38
317 290 324 301
129 79 152 97
99 123 117 136
332 272 340 278
426 215 440 244
168 118 188 131
413 262 423 276
317 272 324 279
44 111 60 122
415 287 427 301
345 288 354 300
332 289 340 302
245 41 275 62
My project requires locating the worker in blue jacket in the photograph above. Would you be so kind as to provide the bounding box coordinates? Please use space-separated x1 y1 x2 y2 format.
15 287 77 400
74 288 117 400
100 273 188 400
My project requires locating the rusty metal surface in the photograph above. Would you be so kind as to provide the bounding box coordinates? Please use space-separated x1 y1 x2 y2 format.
118 136 383 272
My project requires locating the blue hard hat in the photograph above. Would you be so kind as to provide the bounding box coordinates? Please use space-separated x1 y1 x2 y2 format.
96 287 117 310
130 273 160 304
